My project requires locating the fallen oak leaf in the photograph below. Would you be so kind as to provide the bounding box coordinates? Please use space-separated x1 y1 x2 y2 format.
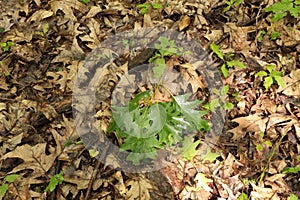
229 114 268 140
1 143 57 175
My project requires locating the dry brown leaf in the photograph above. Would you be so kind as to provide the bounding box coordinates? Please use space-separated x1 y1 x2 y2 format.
64 166 94 190
85 6 103 18
1 143 57 175
179 15 191 31
0 15 14 33
250 182 275 199
124 175 154 200
111 171 126 197
229 114 268 140
50 0 88 21
143 13 153 28
27 9 53 22
281 69 300 96
224 23 256 53
2 133 25 151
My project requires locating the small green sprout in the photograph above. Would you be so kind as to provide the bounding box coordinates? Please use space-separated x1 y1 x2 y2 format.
44 171 64 192
43 23 49 35
288 194 299 200
81 0 89 4
204 85 234 111
0 41 13 52
255 65 285 90
210 43 246 78
0 174 19 198
237 192 248 200
282 166 300 174
270 31 281 40
258 30 266 41
137 2 163 14
223 0 243 12
264 0 300 22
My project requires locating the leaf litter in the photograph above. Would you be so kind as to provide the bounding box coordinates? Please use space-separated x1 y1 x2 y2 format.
0 0 299 199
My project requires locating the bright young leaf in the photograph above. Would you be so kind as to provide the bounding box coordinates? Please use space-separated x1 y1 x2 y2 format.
152 57 166 78
273 75 285 88
264 76 273 90
152 2 163 9
89 149 99 158
210 43 224 60
226 60 246 68
45 171 64 192
288 194 299 200
4 174 19 183
201 147 220 162
255 71 268 77
224 102 234 110
0 184 8 197
282 166 300 174
238 192 248 200
180 136 201 160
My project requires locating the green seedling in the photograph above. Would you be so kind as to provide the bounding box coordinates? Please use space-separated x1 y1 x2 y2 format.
108 35 204 164
210 43 246 78
255 65 285 90
35 23 50 37
137 2 163 14
200 147 220 163
282 166 300 174
0 41 13 52
44 171 64 192
148 36 188 78
264 0 300 22
258 30 266 42
81 0 89 4
237 192 248 200
223 0 243 12
0 174 19 198
204 85 234 111
288 194 298 200
232 91 241 101
270 31 281 40
108 91 210 164
255 132 272 151
88 149 99 158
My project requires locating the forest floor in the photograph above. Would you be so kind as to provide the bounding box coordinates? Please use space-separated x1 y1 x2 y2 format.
0 0 300 199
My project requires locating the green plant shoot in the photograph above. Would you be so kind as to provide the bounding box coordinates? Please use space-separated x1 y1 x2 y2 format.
45 171 64 192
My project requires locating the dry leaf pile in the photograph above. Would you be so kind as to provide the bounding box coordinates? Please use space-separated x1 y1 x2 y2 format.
0 0 299 199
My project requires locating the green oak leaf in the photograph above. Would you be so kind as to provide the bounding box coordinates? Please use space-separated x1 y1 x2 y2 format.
201 147 220 162
173 93 209 131
181 136 201 160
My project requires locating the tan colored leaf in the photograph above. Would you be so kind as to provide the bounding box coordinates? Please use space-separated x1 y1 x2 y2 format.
229 114 268 140
124 175 154 200
85 6 102 18
179 15 190 31
250 182 275 199
143 13 153 28
27 9 53 22
64 167 93 190
194 173 213 192
1 143 57 175
3 133 25 151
